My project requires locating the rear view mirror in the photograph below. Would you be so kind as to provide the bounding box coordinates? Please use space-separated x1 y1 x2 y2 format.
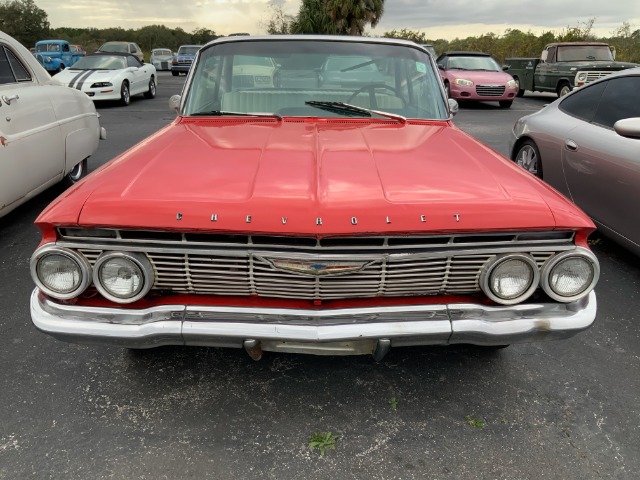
614 117 640 139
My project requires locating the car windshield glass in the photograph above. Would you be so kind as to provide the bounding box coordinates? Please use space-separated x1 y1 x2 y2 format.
71 55 126 70
446 55 500 71
183 40 448 120
154 49 172 56
179 46 201 55
36 44 60 52
99 43 128 53
557 45 614 62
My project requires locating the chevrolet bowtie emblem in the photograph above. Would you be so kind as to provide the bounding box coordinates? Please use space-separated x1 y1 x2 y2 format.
261 257 373 276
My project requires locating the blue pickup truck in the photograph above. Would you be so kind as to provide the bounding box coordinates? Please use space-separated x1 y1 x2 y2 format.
34 40 84 74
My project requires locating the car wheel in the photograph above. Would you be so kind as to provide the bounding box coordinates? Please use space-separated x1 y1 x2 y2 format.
144 76 156 99
444 81 450 98
120 81 130 106
514 139 543 178
63 158 87 187
557 82 572 98
499 100 513 109
172 71 179 77
514 76 525 97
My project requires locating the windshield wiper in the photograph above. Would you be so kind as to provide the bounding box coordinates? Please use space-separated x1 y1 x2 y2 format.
305 101 406 124
190 110 282 121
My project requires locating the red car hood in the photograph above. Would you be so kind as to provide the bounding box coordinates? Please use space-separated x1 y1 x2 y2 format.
39 117 592 235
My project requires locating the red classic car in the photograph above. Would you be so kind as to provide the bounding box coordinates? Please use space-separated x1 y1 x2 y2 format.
30 36 599 361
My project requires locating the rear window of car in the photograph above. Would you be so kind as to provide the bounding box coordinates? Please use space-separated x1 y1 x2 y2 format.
0 46 31 84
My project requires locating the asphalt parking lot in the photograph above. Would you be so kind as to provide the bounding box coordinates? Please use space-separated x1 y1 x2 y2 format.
0 71 638 479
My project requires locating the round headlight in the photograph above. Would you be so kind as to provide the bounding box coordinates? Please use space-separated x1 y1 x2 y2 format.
576 72 587 82
31 246 91 300
480 254 539 305
93 252 154 303
541 248 599 302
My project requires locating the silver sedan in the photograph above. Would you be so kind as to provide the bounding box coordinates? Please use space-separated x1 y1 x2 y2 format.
509 68 640 255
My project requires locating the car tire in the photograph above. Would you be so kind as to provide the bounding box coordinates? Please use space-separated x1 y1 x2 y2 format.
63 158 87 187
514 76 525 97
499 100 513 109
120 81 130 106
172 71 179 77
444 81 450 98
514 139 543 178
557 82 572 98
144 76 156 99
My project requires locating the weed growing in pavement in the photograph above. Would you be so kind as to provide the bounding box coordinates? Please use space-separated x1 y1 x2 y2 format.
308 431 339 456
465 415 486 429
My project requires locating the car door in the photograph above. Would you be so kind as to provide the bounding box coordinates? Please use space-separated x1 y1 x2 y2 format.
0 43 63 214
126 55 147 94
562 75 640 242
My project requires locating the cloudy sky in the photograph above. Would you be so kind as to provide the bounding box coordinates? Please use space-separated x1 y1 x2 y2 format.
38 0 640 40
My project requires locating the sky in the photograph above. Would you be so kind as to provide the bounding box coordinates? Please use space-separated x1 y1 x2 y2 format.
37 0 640 40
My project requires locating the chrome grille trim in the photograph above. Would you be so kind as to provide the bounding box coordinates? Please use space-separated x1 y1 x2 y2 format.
70 231 571 300
475 84 506 96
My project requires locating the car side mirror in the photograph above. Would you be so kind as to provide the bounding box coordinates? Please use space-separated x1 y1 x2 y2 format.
438 64 445 71
614 117 640 139
448 98 459 117
501 65 509 71
169 95 181 114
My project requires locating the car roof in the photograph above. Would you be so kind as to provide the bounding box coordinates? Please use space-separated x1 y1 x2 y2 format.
546 42 610 47
85 52 140 60
203 35 421 49
35 40 67 44
440 51 491 57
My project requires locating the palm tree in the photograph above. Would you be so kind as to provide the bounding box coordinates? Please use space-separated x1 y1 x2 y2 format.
290 0 338 35
325 0 385 36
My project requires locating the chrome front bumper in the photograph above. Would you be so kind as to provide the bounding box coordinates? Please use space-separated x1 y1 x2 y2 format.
30 289 596 357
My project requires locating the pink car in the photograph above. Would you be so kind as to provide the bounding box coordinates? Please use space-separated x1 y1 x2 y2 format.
437 51 518 108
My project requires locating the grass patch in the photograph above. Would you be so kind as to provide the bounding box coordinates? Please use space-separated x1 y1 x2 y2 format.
308 431 339 456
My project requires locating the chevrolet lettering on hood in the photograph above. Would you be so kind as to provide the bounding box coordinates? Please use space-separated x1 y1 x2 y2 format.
29 35 600 362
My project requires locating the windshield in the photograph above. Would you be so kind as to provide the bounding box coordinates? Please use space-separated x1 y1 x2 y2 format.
557 45 614 62
446 55 500 71
71 55 126 70
184 40 448 120
36 44 60 52
99 43 128 53
179 46 201 55
153 49 172 56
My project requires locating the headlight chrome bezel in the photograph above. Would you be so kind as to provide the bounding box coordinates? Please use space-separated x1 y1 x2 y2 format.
480 254 540 305
454 78 474 87
541 248 599 302
31 245 92 300
93 251 154 304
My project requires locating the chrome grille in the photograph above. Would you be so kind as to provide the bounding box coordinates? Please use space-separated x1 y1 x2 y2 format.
69 230 573 301
233 74 255 88
583 71 613 83
475 85 506 96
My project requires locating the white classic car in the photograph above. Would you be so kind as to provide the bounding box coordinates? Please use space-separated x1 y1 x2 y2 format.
150 48 173 71
0 30 105 220
53 52 157 106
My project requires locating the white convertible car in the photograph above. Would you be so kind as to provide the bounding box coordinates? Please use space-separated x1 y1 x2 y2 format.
53 52 157 106
0 30 105 220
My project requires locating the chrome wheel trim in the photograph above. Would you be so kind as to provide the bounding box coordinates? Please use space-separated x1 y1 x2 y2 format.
68 160 85 183
122 83 130 104
559 85 571 97
149 78 156 96
516 144 538 175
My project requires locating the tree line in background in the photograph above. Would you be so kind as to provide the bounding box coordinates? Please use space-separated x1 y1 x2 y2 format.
1 0 638 64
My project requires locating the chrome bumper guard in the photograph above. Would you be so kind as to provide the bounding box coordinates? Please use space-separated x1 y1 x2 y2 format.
30 288 596 357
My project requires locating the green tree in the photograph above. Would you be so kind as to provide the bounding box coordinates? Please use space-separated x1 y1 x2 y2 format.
290 0 337 34
190 27 217 45
384 28 428 44
326 0 384 35
0 0 49 47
